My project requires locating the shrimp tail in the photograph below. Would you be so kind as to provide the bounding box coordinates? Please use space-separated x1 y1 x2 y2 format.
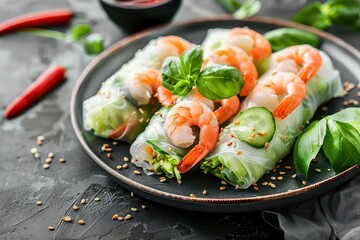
157 86 176 106
298 64 319 83
273 94 303 119
177 144 210 174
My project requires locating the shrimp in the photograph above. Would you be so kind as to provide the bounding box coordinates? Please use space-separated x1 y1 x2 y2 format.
155 36 192 62
129 68 176 106
249 72 306 119
213 96 240 125
228 28 272 61
182 88 240 125
274 45 322 83
203 46 258 96
165 101 219 173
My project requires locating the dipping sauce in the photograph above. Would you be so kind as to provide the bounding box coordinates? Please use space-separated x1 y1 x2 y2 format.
115 0 169 7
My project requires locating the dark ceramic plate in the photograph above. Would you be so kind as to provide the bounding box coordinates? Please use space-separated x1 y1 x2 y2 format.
70 17 360 212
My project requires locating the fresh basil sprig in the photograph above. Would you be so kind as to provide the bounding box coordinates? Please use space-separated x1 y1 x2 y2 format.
294 108 360 178
293 0 360 31
264 28 321 52
161 45 244 99
217 0 261 19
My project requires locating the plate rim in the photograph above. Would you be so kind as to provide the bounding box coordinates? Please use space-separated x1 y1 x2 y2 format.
70 16 360 206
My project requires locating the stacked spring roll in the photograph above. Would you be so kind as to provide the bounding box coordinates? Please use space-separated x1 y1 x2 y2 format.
83 36 191 142
201 50 344 189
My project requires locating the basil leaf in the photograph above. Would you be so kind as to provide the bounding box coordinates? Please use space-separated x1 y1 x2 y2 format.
328 107 360 123
323 0 360 27
292 2 332 30
162 57 191 96
264 28 320 52
233 0 261 19
70 23 92 41
293 119 327 179
180 45 203 79
323 119 360 174
196 65 243 100
83 33 105 55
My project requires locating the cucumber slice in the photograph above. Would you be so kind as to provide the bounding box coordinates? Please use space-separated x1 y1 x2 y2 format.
232 107 276 148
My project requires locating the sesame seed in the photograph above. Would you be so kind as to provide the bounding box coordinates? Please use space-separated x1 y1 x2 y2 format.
107 153 112 158
37 140 43 145
63 216 72 222
130 192 134 197
177 179 182 185
202 190 208 195
104 147 112 152
253 186 259 191
302 181 307 186
37 136 45 141
315 168 321 173
48 226 55 231
131 208 137 212
292 174 297 179
48 152 55 158
327 168 331 172
276 164 280 169
43 163 50 169
125 214 132 220
117 217 123 221
134 170 141 175
146 118 150 123
357 91 360 97
343 101 349 106
123 157 129 162
94 197 101 202
113 141 119 146
59 158 66 163
282 135 287 141
31 148 38 154
278 159 283 163
235 185 240 190
227 142 232 146
155 171 162 175
279 171 286 175
112 214 119 220
277 176 283 180
159 177 167 183
321 106 328 111
285 166 292 170
272 168 277 173
221 180 227 185
269 183 276 188
45 158 52 164
312 159 317 163
219 186 226 191
81 199 87 204
131 111 137 116
36 200 42 205
139 108 144 114
73 205 79 211
234 121 240 125
236 151 243 155
78 220 85 225
139 118 144 123
116 165 122 170
123 163 128 169
34 152 41 159
270 176 276 180
141 205 147 210
265 142 270 149
189 193 196 198
262 182 268 186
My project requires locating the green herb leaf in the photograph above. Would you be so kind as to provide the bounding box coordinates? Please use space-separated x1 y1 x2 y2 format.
264 28 321 52
196 65 243 100
233 0 261 19
19 28 67 41
292 2 332 30
323 0 360 27
70 23 92 41
161 57 191 96
328 107 360 123
293 119 327 178
217 0 243 13
179 45 203 79
83 33 105 55
323 119 360 174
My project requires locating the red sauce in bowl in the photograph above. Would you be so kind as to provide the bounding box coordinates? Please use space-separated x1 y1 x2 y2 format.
114 0 170 7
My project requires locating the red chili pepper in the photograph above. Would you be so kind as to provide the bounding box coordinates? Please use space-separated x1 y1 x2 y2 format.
0 9 72 35
4 65 66 118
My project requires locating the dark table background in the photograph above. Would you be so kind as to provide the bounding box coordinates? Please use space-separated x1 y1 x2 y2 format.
0 0 359 239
